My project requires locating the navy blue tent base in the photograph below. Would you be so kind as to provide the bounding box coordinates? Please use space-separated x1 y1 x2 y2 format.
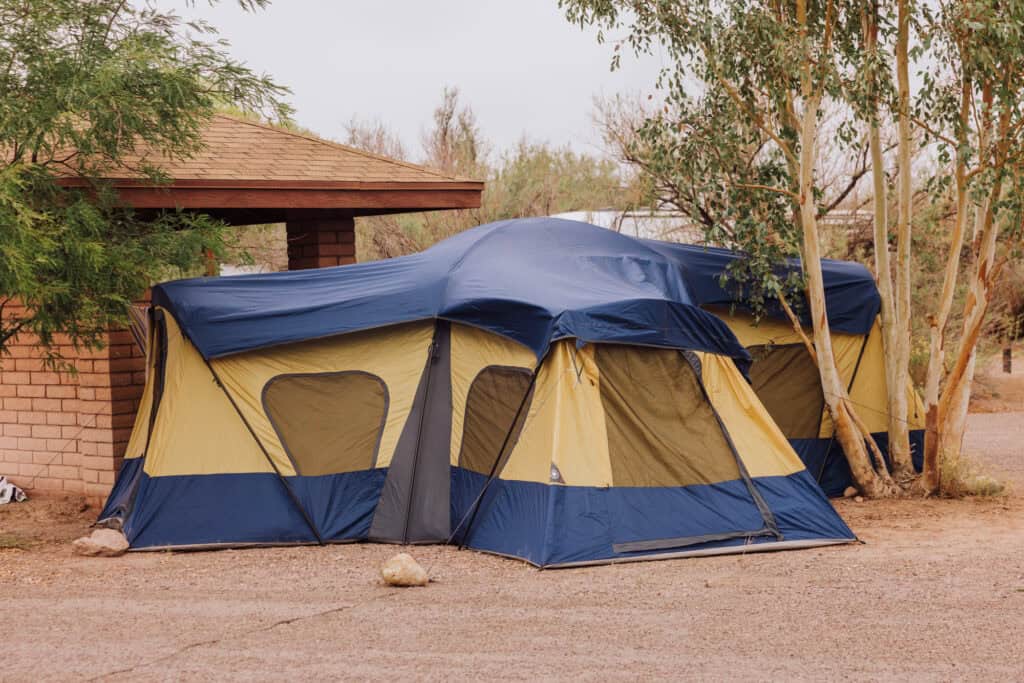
792 429 926 497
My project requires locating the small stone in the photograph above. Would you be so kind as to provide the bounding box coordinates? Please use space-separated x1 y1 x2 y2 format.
843 486 858 498
72 528 129 557
380 552 428 587
854 496 864 503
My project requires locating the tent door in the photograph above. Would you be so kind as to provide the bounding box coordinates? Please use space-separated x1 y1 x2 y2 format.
595 346 781 554
368 321 452 543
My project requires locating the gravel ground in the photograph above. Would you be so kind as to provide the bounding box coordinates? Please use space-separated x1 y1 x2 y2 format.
1 412 1022 682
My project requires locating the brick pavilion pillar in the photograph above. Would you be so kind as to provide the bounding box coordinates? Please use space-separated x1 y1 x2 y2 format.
75 328 147 503
286 215 356 270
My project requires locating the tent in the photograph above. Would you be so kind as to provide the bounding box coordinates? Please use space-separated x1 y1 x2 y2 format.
641 241 926 496
99 217 854 567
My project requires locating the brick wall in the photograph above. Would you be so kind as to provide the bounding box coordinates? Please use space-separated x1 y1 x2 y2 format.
0 320 84 496
0 303 146 504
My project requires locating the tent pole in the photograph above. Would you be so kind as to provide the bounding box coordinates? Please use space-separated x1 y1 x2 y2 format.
452 354 545 550
200 357 325 545
847 327 872 395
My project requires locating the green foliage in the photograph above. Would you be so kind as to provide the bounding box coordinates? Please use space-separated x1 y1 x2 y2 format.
485 141 623 219
917 0 1024 217
0 0 290 365
560 0 850 317
351 88 624 260
565 0 1024 329
422 86 488 181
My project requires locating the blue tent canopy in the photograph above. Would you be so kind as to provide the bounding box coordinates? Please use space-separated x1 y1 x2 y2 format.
642 241 880 334
153 218 752 361
153 217 879 360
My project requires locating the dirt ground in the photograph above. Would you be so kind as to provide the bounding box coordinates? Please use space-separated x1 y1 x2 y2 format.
2 413 1022 681
969 342 1024 413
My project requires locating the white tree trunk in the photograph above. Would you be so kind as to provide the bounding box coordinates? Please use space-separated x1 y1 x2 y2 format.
869 122 909 479
925 172 1001 493
922 83 989 494
800 93 892 497
889 0 914 477
940 349 976 469
921 168 971 491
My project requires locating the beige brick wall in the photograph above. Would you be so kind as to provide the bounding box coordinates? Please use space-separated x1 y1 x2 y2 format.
0 304 146 504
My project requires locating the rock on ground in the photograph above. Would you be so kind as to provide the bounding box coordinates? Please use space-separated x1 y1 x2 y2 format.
380 552 428 587
71 528 129 557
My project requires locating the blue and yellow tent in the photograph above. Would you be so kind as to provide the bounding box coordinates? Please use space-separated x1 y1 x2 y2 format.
642 241 926 496
99 218 853 567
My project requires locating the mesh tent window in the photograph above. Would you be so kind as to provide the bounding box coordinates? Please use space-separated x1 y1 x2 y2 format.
263 371 389 476
458 366 533 475
595 345 741 488
746 344 824 439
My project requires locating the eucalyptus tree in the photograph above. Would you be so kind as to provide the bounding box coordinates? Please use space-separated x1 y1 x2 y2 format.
563 0 901 496
915 0 1024 493
0 0 290 364
843 0 916 480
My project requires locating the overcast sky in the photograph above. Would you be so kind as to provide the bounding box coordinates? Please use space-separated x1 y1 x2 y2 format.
161 1 664 160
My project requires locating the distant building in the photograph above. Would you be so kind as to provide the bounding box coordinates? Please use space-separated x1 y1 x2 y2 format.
552 209 705 244
556 207 876 254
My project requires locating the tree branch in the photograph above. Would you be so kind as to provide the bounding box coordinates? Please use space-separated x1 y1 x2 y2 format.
732 182 800 200
713 69 799 168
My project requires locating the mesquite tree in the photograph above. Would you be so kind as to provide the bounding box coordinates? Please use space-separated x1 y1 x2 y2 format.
563 0 900 496
0 0 290 364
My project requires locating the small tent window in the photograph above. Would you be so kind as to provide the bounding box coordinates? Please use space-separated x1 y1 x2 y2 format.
596 345 740 488
459 366 533 475
263 372 388 476
746 344 824 439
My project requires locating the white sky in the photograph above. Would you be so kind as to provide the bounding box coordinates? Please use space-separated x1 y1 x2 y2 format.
159 0 665 160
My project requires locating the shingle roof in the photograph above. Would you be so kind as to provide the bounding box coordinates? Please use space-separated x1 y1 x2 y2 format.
87 114 480 188
43 114 482 217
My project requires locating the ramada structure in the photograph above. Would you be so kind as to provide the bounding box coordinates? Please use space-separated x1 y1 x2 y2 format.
0 114 483 502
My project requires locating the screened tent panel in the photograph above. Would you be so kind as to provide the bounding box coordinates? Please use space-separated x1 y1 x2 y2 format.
746 344 824 439
458 366 533 476
595 345 741 488
263 371 388 476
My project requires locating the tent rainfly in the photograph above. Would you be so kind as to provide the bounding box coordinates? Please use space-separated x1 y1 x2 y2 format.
98 218 854 567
